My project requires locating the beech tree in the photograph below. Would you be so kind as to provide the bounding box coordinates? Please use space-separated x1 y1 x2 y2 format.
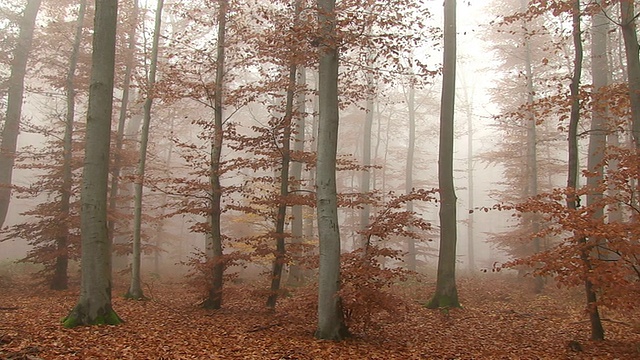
53 0 88 290
427 0 460 309
126 0 164 300
315 0 349 340
64 0 122 327
203 0 228 310
0 0 42 228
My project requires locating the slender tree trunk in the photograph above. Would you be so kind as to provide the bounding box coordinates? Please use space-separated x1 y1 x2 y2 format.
521 1 544 292
63 0 122 328
405 78 417 271
588 1 609 260
287 66 306 287
427 0 459 309
359 72 374 250
0 0 42 227
315 0 349 340
153 117 175 275
465 90 475 273
126 0 163 300
566 0 604 341
266 64 297 309
204 0 227 310
52 0 87 291
109 0 138 272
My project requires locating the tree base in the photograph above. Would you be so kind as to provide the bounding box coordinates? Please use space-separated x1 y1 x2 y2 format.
123 290 147 301
425 293 461 309
62 305 123 328
314 324 350 341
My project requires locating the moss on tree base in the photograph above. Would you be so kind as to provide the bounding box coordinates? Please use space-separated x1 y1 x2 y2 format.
62 306 123 328
425 293 461 309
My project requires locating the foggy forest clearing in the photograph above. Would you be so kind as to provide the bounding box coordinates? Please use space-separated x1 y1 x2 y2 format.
1 273 639 360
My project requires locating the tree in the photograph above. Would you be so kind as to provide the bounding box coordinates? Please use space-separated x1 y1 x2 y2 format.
427 0 460 309
109 0 139 272
0 0 42 228
204 0 228 310
564 0 604 341
52 0 88 291
63 0 122 327
620 0 640 149
126 0 164 300
405 76 417 271
315 0 349 340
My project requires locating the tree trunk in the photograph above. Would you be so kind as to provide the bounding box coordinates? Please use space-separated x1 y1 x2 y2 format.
359 72 374 250
266 64 297 309
588 1 609 260
63 0 122 328
405 78 416 271
109 0 138 273
427 0 459 309
204 0 227 310
465 85 475 273
566 0 604 341
621 0 640 149
287 66 307 287
315 0 349 340
51 0 87 291
126 0 163 300
0 0 42 228
520 0 544 293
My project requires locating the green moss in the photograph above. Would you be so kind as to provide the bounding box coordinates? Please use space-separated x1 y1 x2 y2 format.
425 293 461 309
62 315 78 328
62 308 123 328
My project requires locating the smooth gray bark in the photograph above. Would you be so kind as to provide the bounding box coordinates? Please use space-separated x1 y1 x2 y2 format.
52 0 87 291
287 66 307 287
427 0 459 309
315 0 349 340
520 0 543 293
588 1 609 259
621 0 640 149
204 0 227 310
0 0 42 227
64 0 122 327
109 0 138 273
126 0 164 300
566 0 604 341
359 73 374 250
405 79 416 271
266 64 296 309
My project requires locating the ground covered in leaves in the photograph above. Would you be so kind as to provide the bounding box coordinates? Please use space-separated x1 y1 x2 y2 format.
1 274 639 359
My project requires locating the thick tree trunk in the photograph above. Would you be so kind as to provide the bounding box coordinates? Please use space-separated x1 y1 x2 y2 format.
566 1 604 341
0 0 42 228
315 0 349 340
109 0 138 273
427 0 459 309
52 0 87 291
63 0 122 328
204 0 227 310
126 0 164 300
621 0 640 149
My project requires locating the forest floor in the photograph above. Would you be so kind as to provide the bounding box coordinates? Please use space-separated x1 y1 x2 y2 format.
1 272 639 359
